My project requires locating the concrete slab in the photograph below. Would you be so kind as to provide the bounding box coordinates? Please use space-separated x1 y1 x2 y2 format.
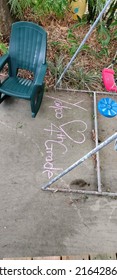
0 90 117 258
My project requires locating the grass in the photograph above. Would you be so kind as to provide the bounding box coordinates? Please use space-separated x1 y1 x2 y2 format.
45 16 116 90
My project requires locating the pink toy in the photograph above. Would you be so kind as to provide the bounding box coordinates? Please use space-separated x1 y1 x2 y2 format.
102 68 117 93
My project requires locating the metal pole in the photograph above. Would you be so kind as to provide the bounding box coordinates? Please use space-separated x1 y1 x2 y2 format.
44 188 117 198
56 88 117 96
42 132 117 190
55 0 112 87
93 92 102 192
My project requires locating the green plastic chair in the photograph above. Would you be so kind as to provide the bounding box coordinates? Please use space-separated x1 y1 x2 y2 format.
0 21 47 117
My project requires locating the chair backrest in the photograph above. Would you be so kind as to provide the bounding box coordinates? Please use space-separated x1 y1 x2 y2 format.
9 21 47 76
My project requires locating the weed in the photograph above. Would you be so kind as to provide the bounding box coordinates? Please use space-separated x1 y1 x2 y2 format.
87 0 116 26
0 43 8 54
97 23 111 47
110 20 117 39
32 0 69 18
8 0 32 17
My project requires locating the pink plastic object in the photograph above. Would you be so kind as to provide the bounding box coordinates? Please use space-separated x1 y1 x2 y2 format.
102 68 117 92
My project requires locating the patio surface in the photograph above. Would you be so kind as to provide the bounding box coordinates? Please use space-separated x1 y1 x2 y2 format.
0 89 117 258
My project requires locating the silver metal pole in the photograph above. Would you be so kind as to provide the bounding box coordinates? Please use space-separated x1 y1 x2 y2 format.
56 0 112 87
57 87 117 96
93 92 102 192
44 188 117 198
42 132 117 190
56 88 117 96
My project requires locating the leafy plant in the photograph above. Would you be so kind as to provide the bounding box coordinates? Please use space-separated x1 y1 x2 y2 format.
105 0 117 27
31 0 69 18
48 52 102 90
0 43 8 54
48 54 65 83
8 0 32 17
65 66 101 90
8 0 69 18
97 23 111 47
110 19 117 39
87 0 117 28
8 0 117 24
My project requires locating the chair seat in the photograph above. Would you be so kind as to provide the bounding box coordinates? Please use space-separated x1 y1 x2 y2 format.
0 77 34 99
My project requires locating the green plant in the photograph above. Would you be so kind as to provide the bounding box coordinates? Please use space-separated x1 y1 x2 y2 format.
87 0 117 27
86 0 116 61
105 0 117 28
65 66 101 90
9 0 69 19
97 23 111 47
67 25 90 56
48 54 102 90
32 0 69 18
87 0 105 22
8 0 32 17
0 43 8 54
48 54 65 83
110 19 117 39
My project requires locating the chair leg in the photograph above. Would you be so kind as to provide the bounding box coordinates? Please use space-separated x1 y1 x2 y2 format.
31 84 44 118
0 93 7 104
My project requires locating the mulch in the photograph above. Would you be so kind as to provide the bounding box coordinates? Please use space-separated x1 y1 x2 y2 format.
0 9 116 91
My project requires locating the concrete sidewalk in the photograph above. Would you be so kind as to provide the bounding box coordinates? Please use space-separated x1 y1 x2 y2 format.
0 89 117 258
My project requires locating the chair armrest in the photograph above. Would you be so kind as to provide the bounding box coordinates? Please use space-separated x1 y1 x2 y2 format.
0 53 9 71
34 63 47 86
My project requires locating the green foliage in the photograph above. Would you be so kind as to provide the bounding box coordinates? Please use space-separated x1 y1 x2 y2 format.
7 0 116 91
48 52 101 90
66 23 90 56
64 66 101 90
112 20 117 39
32 0 69 18
9 0 116 24
50 23 90 58
87 0 105 22
87 0 117 27
0 43 8 54
8 0 68 18
86 0 116 54
97 23 111 47
105 0 117 27
8 0 32 17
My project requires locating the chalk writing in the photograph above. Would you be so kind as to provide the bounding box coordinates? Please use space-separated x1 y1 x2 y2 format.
43 95 88 179
43 120 87 179
60 120 87 144
49 99 71 119
45 121 87 144
47 95 88 114
43 142 63 179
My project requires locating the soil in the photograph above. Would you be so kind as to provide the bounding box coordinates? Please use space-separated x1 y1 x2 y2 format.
0 9 116 91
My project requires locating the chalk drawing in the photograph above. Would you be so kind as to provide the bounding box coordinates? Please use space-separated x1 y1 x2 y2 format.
43 140 64 179
44 121 87 144
49 99 71 119
60 120 87 144
46 95 88 113
43 96 88 179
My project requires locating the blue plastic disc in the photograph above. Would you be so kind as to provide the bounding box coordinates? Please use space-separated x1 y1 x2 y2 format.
98 97 117 118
